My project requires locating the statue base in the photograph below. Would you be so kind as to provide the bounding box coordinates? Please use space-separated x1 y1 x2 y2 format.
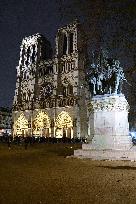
74 94 135 161
74 147 136 161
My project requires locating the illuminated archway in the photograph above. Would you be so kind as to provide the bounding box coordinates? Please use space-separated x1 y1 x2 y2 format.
33 111 51 137
55 111 73 138
14 113 28 136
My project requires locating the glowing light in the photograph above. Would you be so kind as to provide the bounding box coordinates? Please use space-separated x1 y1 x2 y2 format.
15 113 28 130
14 113 28 135
34 111 50 129
55 111 73 128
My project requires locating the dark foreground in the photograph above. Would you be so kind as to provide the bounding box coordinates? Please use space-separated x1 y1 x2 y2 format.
0 143 136 204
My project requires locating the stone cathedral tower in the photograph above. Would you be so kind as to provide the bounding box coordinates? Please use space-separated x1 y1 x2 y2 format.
12 20 89 139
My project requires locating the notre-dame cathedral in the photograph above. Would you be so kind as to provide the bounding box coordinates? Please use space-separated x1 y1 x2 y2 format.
12 20 89 139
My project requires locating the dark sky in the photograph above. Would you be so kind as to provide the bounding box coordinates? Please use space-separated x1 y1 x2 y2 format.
0 0 136 108
0 0 62 108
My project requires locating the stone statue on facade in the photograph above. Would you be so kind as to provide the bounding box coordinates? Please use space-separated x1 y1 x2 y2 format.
88 53 126 96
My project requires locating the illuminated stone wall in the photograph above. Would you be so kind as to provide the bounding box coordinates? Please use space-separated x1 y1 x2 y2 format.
12 20 89 138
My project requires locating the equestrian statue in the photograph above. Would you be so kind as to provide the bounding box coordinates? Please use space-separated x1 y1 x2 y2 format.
88 55 126 96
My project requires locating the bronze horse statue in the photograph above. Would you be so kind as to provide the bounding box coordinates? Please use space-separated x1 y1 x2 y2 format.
88 58 125 96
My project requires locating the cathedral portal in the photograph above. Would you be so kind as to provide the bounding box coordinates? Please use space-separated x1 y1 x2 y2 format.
55 111 73 138
33 111 51 137
14 113 28 136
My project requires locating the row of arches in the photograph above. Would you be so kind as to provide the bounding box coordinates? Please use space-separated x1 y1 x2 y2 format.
14 111 74 138
38 65 53 77
39 97 76 109
58 61 75 74
13 97 77 111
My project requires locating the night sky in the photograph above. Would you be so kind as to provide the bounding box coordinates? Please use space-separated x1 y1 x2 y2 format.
0 0 136 108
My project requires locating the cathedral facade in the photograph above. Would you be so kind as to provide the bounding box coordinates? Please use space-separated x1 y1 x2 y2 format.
12 21 89 139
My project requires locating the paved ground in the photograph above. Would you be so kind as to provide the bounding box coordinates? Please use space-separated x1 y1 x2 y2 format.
0 143 136 204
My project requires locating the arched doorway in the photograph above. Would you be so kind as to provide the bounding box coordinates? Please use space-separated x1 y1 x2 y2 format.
33 111 51 137
55 111 73 138
14 113 28 136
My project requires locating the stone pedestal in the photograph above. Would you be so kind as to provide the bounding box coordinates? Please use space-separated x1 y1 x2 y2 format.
74 94 136 161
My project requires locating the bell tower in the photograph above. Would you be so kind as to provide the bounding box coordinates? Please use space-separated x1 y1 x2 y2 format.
54 20 88 138
13 33 52 111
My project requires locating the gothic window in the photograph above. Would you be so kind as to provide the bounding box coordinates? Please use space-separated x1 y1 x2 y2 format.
49 101 53 108
49 66 52 74
63 34 67 55
68 63 71 72
41 101 44 109
46 67 48 75
39 68 43 77
64 62 66 73
43 101 47 108
25 47 30 65
32 44 35 63
74 99 77 106
62 99 66 106
47 65 53 74
71 62 75 70
22 46 25 65
43 101 46 108
62 64 65 73
65 63 68 73
28 90 31 100
47 101 50 108
23 71 26 79
58 99 63 107
67 98 70 106
27 47 30 57
58 65 62 73
23 92 26 100
70 98 74 106
56 65 58 73
52 99 56 107
43 68 46 76
69 33 74 54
